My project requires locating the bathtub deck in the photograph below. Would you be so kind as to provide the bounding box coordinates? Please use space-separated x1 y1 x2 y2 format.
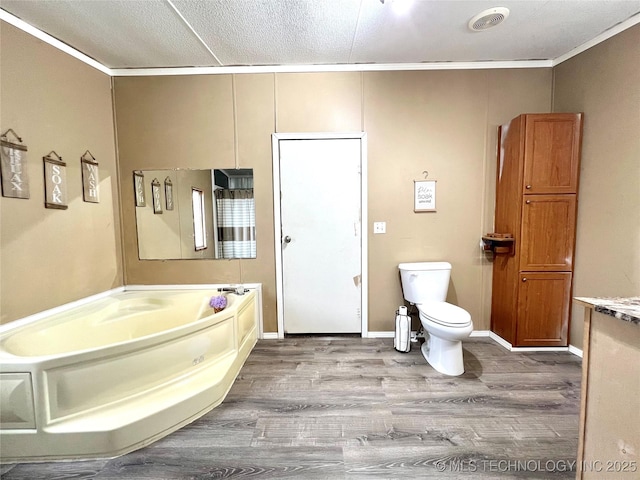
1 337 582 479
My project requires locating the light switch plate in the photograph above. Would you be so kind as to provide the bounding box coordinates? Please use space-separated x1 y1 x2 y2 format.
373 222 386 234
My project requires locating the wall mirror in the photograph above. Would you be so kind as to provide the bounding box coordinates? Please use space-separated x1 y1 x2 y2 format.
135 168 255 260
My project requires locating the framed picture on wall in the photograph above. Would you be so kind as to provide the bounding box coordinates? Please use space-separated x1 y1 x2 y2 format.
414 180 436 212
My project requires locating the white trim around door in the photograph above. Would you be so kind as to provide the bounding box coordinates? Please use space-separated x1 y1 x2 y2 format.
272 133 368 339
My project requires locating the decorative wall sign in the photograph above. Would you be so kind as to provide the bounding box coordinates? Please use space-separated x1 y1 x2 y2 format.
0 128 29 199
43 151 68 210
133 171 145 207
151 178 162 214
164 176 174 210
414 179 437 212
81 150 99 203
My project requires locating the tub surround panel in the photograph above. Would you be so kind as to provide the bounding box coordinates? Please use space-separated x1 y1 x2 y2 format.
0 287 260 462
0 373 35 429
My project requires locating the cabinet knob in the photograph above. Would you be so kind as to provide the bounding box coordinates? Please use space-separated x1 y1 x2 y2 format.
522 277 527 282
526 200 531 204
526 184 532 189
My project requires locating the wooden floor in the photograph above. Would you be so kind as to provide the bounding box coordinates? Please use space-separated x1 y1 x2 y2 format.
1 337 582 479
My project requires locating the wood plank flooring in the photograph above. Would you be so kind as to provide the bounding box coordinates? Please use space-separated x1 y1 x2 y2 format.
1 337 582 479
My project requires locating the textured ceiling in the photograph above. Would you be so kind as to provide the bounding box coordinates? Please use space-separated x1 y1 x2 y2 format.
1 0 639 70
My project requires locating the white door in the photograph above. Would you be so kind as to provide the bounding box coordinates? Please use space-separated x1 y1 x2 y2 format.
278 138 362 334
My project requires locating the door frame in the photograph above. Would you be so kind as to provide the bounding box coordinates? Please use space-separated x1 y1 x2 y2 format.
272 132 368 339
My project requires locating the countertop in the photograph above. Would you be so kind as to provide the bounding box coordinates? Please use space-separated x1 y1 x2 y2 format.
574 296 640 326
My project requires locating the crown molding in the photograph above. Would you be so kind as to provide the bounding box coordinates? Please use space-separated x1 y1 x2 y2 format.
0 9 112 75
110 60 552 76
553 12 640 66
2 8 638 77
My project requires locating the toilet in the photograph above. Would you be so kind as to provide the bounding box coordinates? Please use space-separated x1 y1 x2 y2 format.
398 262 473 376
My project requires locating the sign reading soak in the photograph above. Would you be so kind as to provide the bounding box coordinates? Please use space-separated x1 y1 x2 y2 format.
43 152 68 209
414 179 437 212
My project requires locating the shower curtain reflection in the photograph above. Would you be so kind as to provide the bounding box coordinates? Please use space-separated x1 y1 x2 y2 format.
215 189 256 259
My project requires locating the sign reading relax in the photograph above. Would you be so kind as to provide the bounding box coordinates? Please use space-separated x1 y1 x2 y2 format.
0 140 29 199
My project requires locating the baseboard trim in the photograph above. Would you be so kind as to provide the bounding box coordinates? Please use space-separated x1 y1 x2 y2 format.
568 344 583 358
488 331 513 350
510 346 569 352
470 330 491 337
488 331 580 354
261 329 584 357
366 331 397 338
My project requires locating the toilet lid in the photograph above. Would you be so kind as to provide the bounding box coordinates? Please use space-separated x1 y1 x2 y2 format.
418 301 471 327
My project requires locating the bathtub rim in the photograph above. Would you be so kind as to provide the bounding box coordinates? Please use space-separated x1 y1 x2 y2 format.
0 283 265 340
0 284 261 463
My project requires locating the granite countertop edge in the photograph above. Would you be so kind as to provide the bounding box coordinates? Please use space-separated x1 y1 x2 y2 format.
574 296 640 326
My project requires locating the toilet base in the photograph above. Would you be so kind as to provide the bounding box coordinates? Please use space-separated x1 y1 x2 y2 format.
421 334 465 376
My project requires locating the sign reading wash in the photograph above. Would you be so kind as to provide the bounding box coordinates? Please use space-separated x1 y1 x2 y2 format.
43 152 68 209
81 151 99 203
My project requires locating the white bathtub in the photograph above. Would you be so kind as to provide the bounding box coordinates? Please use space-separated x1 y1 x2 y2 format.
0 286 259 463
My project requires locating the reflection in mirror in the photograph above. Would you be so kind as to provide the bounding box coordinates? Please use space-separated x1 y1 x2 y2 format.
135 169 255 260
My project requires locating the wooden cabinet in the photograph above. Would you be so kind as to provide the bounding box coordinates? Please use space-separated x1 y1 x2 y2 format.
523 114 582 194
490 113 582 347
520 195 577 271
516 272 572 346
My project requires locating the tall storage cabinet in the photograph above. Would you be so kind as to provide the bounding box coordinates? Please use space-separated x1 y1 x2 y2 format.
490 113 583 347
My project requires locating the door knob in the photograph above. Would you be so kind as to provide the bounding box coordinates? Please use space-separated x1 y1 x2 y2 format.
283 235 292 244
526 185 532 189
522 277 527 282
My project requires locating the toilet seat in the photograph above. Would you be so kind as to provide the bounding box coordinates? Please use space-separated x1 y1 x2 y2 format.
418 301 471 328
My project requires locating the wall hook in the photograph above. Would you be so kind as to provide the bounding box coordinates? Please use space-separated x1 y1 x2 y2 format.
1 128 23 143
81 150 96 162
422 170 429 179
44 151 63 162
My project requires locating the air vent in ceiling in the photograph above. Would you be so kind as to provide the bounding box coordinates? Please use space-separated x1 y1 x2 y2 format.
468 7 510 32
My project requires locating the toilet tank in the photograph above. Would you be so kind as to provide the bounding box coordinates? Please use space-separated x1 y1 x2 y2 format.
398 262 451 304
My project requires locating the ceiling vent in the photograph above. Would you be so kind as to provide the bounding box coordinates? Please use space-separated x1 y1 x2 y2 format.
468 7 510 32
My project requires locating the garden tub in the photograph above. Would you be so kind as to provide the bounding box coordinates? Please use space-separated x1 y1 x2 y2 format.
0 286 259 462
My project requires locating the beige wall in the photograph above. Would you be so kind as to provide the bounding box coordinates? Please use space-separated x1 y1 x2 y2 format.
114 69 551 333
0 22 122 324
365 69 552 331
553 25 640 349
114 74 279 330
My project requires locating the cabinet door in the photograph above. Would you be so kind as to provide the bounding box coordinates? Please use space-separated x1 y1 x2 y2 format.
520 194 577 271
523 114 582 194
516 272 571 347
